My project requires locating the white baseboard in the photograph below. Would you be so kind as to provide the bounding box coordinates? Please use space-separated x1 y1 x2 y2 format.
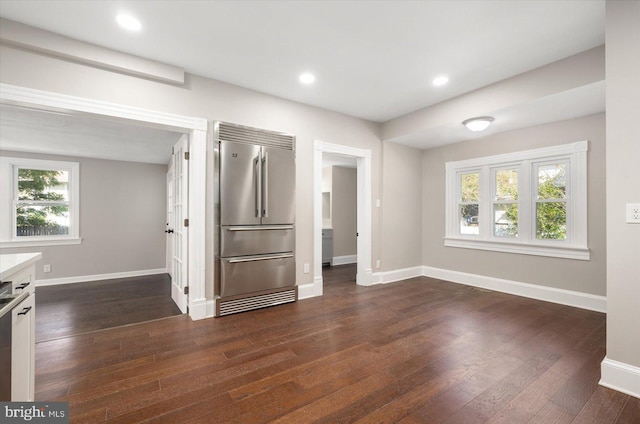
35 268 167 287
371 266 424 285
298 278 323 300
600 357 640 399
332 255 357 266
421 265 606 313
190 298 215 320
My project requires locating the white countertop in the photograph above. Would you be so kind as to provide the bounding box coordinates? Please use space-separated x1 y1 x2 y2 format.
0 253 42 281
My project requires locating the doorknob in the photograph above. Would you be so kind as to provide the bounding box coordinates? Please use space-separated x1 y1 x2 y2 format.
165 229 174 234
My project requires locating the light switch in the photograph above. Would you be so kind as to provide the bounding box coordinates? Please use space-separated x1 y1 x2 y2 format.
626 203 640 224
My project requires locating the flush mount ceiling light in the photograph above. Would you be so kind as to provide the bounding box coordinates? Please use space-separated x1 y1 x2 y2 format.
432 75 449 87
463 116 494 132
116 13 142 32
299 73 316 85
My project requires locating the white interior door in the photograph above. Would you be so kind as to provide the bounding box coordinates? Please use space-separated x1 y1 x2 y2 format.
170 134 189 313
166 166 174 278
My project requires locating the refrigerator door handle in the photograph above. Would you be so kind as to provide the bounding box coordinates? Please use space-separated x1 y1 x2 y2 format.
228 253 293 263
255 154 262 217
262 151 268 218
227 225 294 231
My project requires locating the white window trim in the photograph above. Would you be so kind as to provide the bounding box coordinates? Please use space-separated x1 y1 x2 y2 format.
444 140 589 260
0 156 81 248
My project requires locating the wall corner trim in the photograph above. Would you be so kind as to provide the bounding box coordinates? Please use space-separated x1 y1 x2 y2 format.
421 265 606 313
298 279 323 300
190 298 215 320
600 357 640 399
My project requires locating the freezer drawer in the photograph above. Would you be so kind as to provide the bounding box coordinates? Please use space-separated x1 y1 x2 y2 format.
220 253 295 298
221 225 294 257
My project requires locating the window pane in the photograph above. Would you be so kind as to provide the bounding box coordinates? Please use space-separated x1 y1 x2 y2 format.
460 204 479 235
536 202 566 240
460 172 479 202
16 204 69 237
495 169 518 201
18 169 69 201
494 204 518 237
537 164 566 200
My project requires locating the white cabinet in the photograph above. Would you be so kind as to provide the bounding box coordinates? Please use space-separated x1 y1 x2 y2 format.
0 253 40 402
12 292 35 401
322 228 333 266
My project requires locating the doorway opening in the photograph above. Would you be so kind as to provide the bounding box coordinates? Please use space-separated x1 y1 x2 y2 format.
0 83 209 321
307 140 372 299
321 154 358 287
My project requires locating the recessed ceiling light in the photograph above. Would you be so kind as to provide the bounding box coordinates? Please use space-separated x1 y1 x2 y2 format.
116 13 142 32
462 116 494 132
432 75 449 87
299 73 316 85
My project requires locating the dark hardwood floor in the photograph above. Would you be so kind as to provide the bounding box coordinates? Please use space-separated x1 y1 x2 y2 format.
35 264 639 423
36 273 182 342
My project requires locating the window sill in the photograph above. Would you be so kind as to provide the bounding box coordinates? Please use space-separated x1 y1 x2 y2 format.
0 237 82 249
444 237 590 261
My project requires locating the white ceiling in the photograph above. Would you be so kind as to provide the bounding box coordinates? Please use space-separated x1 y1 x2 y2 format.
0 1 605 163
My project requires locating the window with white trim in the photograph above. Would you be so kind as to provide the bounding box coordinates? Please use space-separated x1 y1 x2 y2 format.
0 157 80 247
445 141 589 260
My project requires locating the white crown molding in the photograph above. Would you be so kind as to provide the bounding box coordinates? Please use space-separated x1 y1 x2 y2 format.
0 83 207 131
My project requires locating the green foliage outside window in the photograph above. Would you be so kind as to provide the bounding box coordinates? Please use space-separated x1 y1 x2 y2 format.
16 169 69 236
459 165 566 240
460 172 479 223
536 164 567 240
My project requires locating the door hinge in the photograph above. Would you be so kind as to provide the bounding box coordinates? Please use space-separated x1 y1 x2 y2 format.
184 218 189 227
172 146 175 155
184 286 189 295
184 151 190 160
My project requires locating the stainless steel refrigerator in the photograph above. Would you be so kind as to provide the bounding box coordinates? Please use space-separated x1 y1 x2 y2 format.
214 122 296 316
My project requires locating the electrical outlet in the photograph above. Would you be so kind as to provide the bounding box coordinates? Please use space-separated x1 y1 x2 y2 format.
376 259 381 269
627 203 640 224
43 264 51 273
303 263 310 274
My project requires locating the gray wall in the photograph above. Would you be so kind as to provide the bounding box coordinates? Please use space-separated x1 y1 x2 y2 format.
331 166 357 258
0 150 167 280
605 0 640 370
0 42 384 292
382 141 423 271
422 113 606 296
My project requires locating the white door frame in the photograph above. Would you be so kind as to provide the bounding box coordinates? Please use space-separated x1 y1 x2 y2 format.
0 83 211 320
303 140 373 299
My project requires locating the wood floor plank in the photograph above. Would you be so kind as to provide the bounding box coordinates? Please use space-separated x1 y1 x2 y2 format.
571 387 629 424
615 397 640 424
36 274 181 342
31 264 635 424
